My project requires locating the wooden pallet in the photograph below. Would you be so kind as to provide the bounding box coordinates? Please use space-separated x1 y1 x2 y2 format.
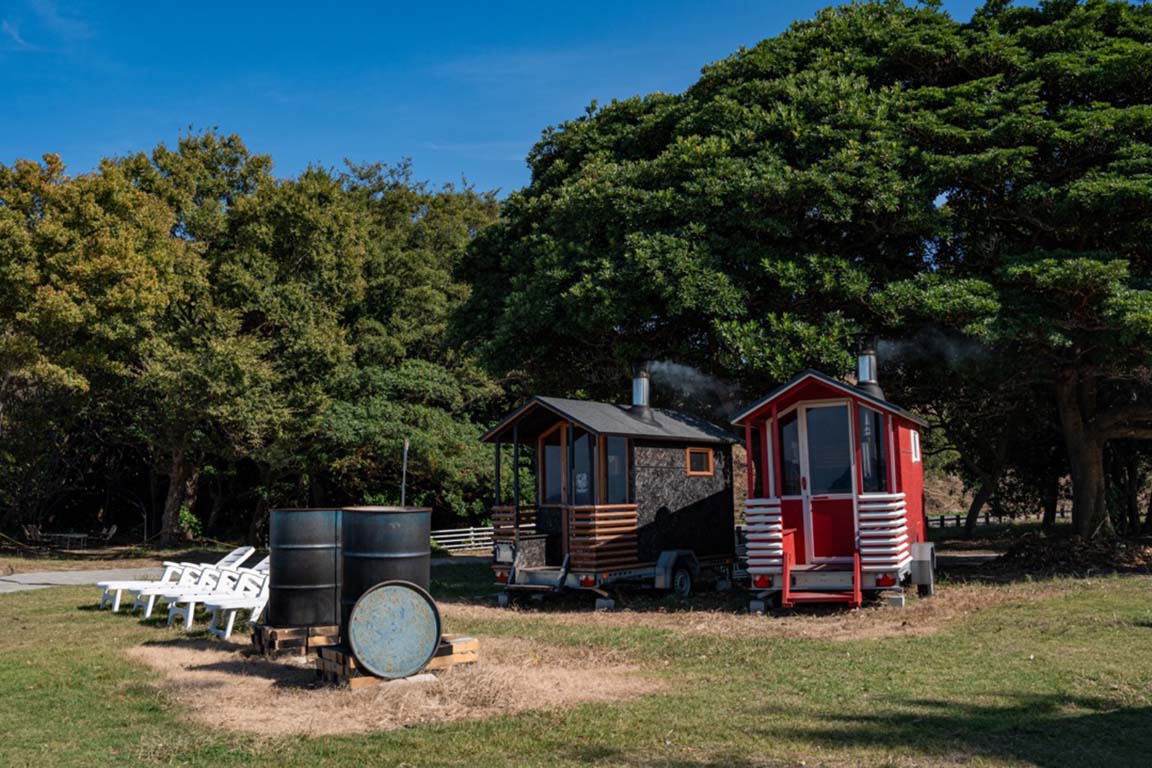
316 635 479 688
251 624 340 657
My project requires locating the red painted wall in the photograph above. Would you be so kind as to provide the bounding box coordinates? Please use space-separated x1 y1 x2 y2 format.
896 421 926 544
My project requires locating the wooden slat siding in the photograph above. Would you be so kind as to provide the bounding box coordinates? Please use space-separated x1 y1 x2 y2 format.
567 503 639 571
491 505 536 541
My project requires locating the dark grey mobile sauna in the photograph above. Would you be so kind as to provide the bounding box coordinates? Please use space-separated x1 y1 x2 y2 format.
481 369 737 603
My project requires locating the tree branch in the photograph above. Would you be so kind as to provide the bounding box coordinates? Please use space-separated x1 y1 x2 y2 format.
1096 407 1152 437
1106 426 1152 440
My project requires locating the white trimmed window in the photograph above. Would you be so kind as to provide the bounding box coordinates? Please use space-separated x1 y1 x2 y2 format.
910 430 921 463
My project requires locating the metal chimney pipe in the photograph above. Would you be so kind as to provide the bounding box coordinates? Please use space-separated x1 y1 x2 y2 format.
632 367 650 409
630 364 656 422
857 336 885 400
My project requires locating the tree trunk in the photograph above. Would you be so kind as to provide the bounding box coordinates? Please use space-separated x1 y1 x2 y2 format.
248 465 272 546
310 473 328 507
1145 484 1152 534
1055 371 1114 539
1124 447 1141 534
1041 471 1059 530
160 446 199 546
206 475 225 534
964 479 995 538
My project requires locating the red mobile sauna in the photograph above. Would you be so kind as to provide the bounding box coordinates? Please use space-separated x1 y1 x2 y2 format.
731 344 936 610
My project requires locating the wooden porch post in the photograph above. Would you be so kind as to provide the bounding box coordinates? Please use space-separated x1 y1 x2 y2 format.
512 423 521 545
567 421 575 505
566 421 575 560
587 428 596 503
494 440 501 506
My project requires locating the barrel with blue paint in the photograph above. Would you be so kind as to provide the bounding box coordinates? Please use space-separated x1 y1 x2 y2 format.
340 506 431 627
347 580 442 679
268 507 342 627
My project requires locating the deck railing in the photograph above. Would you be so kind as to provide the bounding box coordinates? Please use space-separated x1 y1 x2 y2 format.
490 505 537 541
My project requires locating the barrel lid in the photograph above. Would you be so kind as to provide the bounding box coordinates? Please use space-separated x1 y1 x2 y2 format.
270 507 343 512
342 506 432 513
347 581 441 679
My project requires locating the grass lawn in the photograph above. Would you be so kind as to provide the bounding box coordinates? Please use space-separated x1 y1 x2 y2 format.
1 565 1151 767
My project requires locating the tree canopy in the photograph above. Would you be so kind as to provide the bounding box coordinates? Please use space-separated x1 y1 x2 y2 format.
0 135 500 542
459 0 1152 538
2 1 1151 543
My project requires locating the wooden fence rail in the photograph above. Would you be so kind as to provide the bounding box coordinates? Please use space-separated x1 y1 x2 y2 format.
924 509 1070 529
439 508 1069 553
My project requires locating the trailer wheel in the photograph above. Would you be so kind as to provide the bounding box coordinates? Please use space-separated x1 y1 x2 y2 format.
672 567 694 598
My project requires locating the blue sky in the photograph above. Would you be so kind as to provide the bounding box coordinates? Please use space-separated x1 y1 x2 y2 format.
2 0 989 195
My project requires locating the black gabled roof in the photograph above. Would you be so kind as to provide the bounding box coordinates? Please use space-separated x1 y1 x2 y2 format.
480 396 736 445
731 369 929 428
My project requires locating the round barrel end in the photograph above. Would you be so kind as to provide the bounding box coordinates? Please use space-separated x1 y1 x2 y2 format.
347 581 441 679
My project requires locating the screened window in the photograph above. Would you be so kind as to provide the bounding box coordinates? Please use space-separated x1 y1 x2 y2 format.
572 428 595 505
805 405 853 494
779 410 801 496
605 437 629 503
686 447 713 476
541 428 563 504
858 407 888 494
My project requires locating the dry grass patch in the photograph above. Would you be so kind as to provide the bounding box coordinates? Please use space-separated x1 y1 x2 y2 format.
127 635 659 737
441 581 1058 642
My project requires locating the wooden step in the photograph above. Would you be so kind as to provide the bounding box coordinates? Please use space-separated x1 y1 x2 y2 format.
316 635 479 686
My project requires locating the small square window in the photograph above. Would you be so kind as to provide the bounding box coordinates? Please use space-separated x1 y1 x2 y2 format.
686 447 714 477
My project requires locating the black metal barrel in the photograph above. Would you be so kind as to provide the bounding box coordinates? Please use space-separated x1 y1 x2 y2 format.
268 507 341 627
340 506 431 626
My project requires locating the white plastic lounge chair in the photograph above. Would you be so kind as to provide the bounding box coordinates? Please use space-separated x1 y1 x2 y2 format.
133 565 235 618
205 581 270 640
96 546 255 612
151 557 268 622
167 569 267 631
98 561 188 612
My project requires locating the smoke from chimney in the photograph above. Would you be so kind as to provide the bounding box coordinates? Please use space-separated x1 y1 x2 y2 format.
647 360 740 419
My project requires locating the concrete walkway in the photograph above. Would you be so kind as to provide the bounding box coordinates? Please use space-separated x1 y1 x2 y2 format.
0 567 161 595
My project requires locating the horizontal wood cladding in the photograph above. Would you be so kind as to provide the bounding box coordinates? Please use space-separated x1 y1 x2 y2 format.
567 504 639 571
633 441 735 562
491 505 535 541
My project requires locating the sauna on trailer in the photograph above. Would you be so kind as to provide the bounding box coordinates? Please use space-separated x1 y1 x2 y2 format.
482 369 736 603
732 342 936 610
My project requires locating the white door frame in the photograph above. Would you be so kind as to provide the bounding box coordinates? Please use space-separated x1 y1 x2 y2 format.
792 399 858 564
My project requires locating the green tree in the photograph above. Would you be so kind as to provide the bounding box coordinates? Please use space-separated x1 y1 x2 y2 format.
0 155 184 527
122 132 288 544
883 0 1152 537
460 0 1152 540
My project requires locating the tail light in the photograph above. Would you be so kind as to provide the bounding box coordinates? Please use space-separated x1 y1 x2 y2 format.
495 570 508 583
753 575 772 589
875 573 896 587
579 575 596 588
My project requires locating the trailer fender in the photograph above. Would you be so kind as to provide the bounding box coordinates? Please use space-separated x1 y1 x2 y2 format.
654 550 699 590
